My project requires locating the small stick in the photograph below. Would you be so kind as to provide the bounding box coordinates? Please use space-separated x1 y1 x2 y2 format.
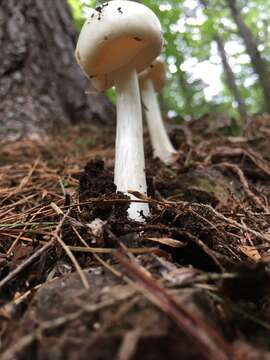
54 233 89 289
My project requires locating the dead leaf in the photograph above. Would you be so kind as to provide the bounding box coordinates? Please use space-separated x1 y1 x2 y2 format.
144 237 185 248
239 245 261 262
50 202 63 215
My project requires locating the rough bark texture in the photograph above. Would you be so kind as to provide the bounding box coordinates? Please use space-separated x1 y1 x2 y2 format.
215 35 248 119
0 0 114 141
226 0 270 113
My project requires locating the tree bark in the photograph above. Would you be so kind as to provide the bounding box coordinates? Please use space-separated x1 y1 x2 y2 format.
226 0 270 113
177 68 195 117
215 35 248 119
0 0 114 141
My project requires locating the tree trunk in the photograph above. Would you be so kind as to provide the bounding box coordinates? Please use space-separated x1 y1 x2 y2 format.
177 64 195 118
199 0 247 119
215 35 248 119
0 0 114 141
226 0 270 113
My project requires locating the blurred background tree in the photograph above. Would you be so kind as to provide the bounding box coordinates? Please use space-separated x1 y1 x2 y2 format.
69 0 270 121
0 0 113 141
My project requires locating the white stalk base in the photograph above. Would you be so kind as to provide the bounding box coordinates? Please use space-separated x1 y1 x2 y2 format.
141 78 177 165
114 66 150 222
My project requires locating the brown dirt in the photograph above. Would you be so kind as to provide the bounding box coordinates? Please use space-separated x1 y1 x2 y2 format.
0 117 270 359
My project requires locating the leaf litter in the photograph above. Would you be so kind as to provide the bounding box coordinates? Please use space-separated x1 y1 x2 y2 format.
0 118 270 359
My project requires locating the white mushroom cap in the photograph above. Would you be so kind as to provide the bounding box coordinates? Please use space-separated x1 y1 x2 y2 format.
75 1 164 91
139 57 166 92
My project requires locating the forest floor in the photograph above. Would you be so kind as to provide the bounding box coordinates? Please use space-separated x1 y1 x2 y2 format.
0 115 270 359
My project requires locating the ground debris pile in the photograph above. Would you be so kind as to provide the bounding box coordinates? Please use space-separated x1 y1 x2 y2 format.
0 117 270 359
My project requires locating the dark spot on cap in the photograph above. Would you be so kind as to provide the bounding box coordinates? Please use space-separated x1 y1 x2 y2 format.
133 37 142 42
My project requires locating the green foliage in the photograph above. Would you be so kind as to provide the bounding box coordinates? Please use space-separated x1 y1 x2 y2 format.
68 0 96 30
69 0 270 121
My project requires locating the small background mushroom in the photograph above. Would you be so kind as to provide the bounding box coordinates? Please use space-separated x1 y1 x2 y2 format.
139 58 178 165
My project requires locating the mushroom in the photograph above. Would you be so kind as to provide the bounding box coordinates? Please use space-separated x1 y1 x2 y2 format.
139 58 178 165
75 1 163 221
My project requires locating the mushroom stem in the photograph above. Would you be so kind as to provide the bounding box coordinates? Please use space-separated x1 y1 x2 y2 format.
114 65 150 221
141 78 177 164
